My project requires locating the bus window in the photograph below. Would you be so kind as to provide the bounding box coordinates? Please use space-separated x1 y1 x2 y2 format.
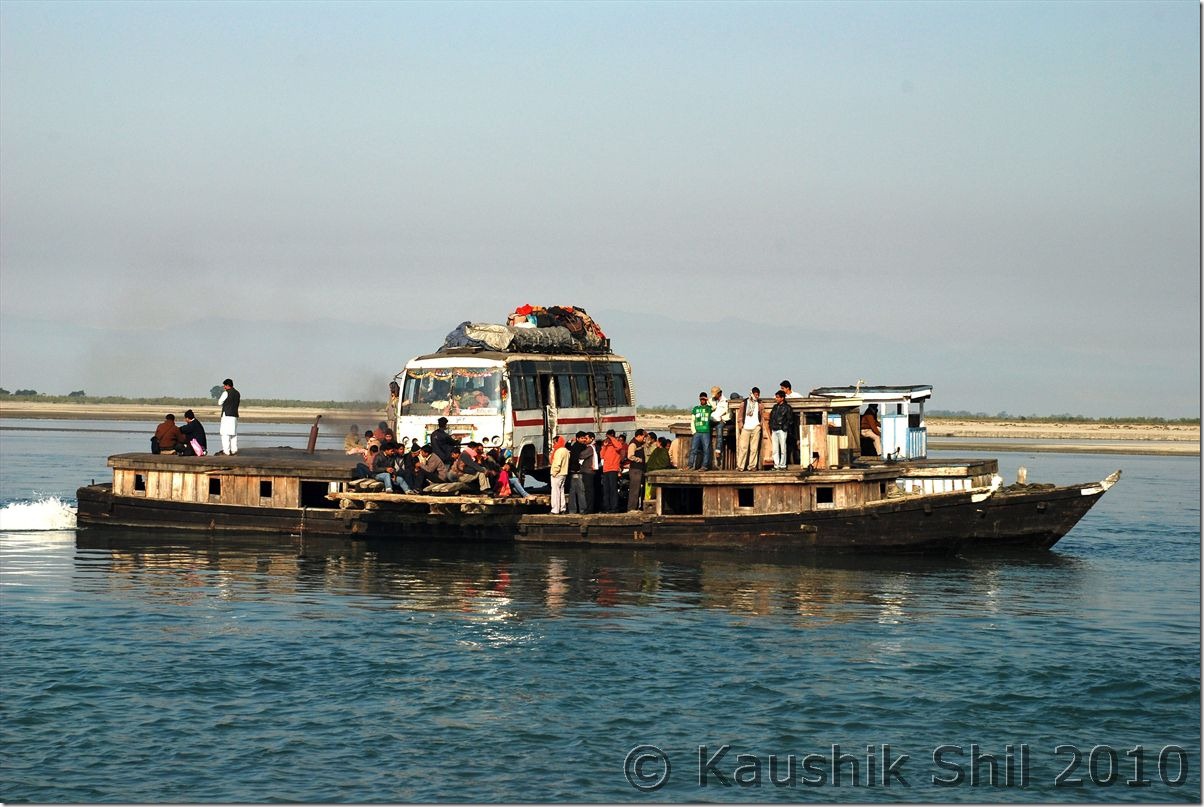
573 374 593 407
556 374 574 408
510 373 538 410
595 363 630 407
611 366 630 406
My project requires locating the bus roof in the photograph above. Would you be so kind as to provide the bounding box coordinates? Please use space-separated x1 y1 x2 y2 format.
406 349 628 364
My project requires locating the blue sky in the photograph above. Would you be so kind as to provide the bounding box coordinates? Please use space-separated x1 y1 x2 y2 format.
1 1 1198 416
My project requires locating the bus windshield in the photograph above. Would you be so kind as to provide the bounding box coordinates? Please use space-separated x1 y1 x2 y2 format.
401 367 504 416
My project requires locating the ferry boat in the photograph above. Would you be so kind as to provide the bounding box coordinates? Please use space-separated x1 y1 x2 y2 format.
74 396 1118 553
73 310 1120 553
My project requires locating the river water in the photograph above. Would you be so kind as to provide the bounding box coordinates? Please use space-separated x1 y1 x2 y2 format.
0 419 1198 802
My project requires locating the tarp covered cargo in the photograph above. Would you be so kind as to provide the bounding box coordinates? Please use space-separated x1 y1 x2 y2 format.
440 322 578 353
438 305 610 354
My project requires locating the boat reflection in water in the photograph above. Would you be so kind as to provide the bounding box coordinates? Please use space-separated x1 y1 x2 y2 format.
74 531 1083 624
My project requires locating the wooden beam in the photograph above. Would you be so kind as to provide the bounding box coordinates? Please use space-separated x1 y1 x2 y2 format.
328 492 550 506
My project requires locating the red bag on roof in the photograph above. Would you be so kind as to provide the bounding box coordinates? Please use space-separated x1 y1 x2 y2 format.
515 304 533 316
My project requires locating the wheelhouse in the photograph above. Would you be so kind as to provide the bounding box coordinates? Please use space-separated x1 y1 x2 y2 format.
809 384 932 460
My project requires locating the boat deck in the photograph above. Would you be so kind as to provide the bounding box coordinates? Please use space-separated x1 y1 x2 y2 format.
650 457 998 484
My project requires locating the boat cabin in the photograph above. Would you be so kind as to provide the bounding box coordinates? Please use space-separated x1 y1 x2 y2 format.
648 457 998 518
809 384 932 460
107 449 355 510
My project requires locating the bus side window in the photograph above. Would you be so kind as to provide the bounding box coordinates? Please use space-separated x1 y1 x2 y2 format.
556 374 574 408
611 364 630 406
594 370 614 408
573 374 593 407
514 375 537 409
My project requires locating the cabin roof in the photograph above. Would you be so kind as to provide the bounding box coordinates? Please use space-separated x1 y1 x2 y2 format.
108 447 360 479
809 384 933 403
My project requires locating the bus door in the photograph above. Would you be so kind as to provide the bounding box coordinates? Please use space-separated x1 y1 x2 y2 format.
540 373 557 455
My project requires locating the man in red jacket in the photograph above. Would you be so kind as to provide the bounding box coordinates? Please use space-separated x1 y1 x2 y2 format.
599 429 626 513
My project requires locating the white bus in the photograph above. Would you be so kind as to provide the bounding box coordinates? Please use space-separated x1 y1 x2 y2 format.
393 349 637 477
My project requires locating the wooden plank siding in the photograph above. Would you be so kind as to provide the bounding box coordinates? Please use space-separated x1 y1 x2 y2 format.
117 469 304 507
680 477 887 516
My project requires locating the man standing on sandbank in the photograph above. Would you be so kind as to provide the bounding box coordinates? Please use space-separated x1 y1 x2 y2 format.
217 378 240 456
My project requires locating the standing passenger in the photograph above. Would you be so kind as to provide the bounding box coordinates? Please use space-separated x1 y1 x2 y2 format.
709 387 730 469
386 380 400 436
217 378 240 456
550 436 570 514
582 432 599 513
769 390 792 470
567 432 589 514
735 388 763 471
779 380 803 465
625 429 646 512
688 392 713 470
599 429 624 513
430 416 459 465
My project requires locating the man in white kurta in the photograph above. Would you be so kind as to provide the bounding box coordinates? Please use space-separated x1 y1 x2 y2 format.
217 378 240 455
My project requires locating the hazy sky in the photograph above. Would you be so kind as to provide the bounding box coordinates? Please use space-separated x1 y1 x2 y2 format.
1 1 1199 416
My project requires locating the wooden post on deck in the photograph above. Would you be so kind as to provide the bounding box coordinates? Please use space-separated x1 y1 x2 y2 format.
306 415 321 454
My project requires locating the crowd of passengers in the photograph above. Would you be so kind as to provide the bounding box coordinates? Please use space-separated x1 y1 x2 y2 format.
343 379 889 508
343 416 674 510
346 417 529 498
547 427 673 514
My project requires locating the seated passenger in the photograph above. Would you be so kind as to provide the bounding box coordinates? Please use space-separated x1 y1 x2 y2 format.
152 414 185 454
465 389 493 409
354 444 382 480
448 447 491 493
344 424 364 454
414 445 448 491
645 435 672 473
498 457 532 498
179 410 208 455
861 405 883 457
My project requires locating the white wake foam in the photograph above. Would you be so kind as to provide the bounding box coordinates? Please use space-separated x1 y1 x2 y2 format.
0 497 78 531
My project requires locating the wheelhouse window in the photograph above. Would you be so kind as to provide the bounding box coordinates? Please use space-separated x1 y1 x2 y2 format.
401 367 503 416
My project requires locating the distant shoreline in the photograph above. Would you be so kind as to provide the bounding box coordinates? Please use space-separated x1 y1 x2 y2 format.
1 401 1197 456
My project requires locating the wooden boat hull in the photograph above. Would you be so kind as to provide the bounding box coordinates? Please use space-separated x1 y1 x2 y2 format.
962 479 1116 550
76 473 1118 553
516 512 821 551
75 483 523 541
513 476 1118 553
